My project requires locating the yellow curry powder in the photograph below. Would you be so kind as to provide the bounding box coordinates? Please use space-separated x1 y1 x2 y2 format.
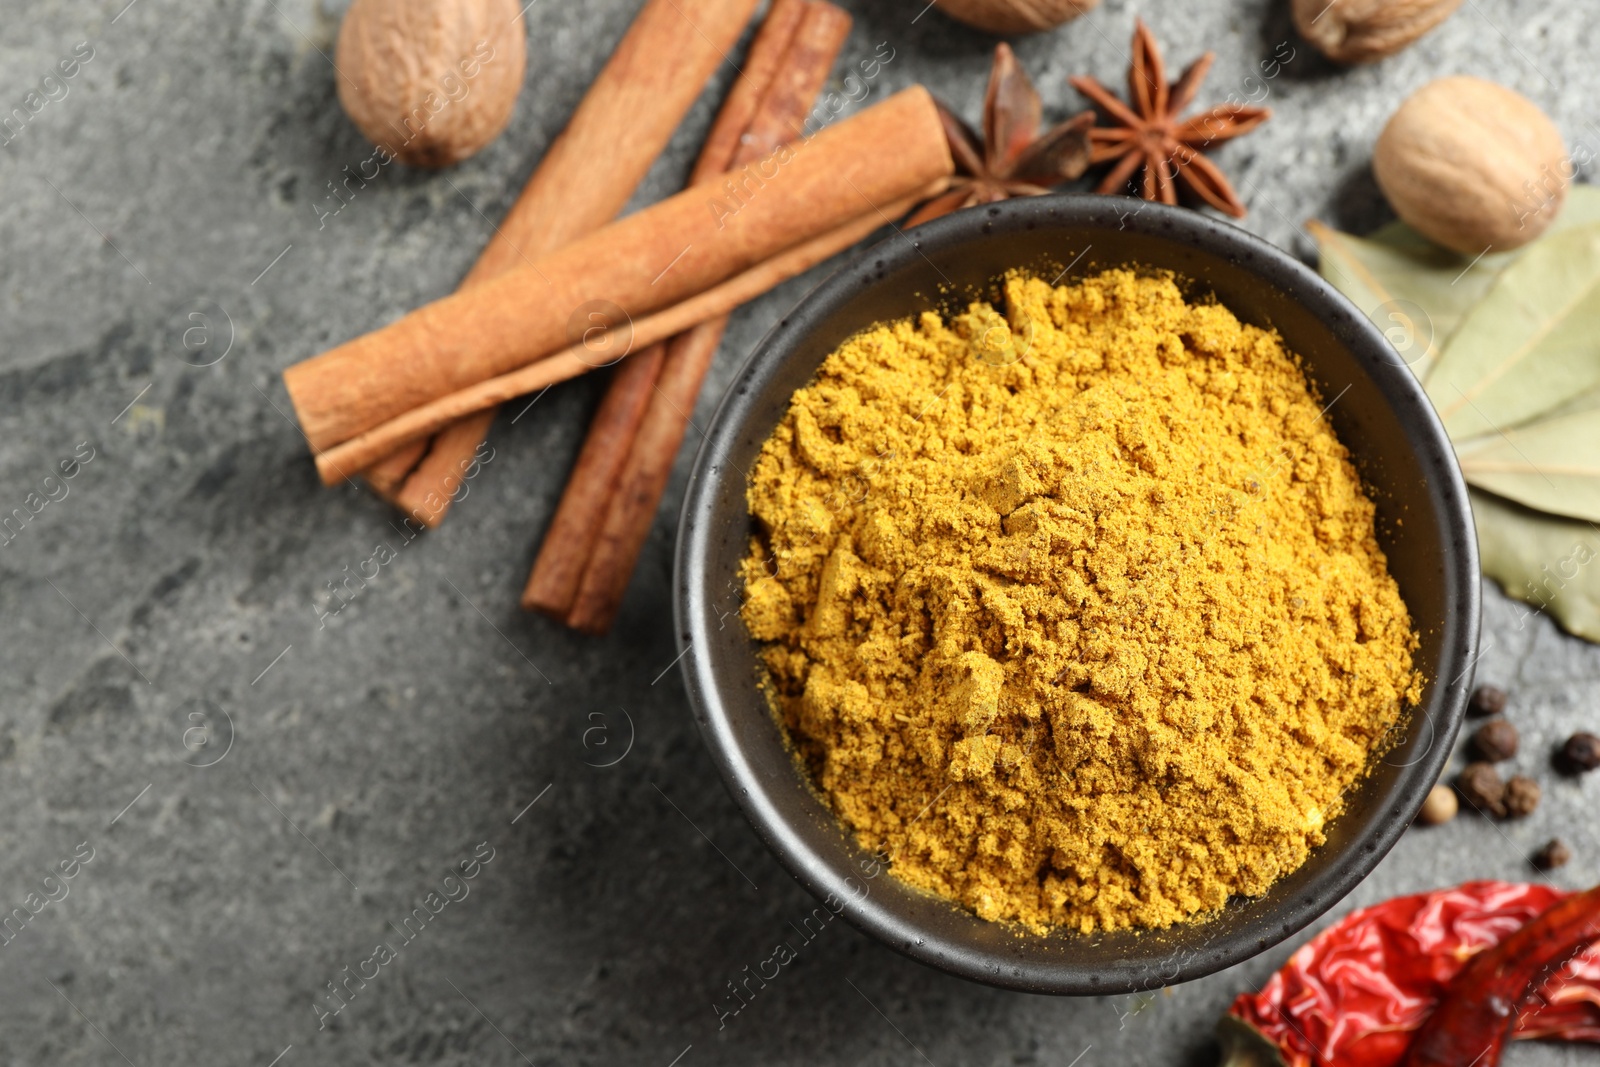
740 270 1421 934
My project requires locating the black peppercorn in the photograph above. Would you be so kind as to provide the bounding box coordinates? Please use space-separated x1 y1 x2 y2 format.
1468 684 1508 718
1557 731 1600 774
1456 762 1507 818
1504 775 1541 818
1533 839 1572 871
1471 719 1519 762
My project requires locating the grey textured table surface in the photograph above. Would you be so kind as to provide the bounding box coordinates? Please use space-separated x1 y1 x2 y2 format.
3 0 1599 1064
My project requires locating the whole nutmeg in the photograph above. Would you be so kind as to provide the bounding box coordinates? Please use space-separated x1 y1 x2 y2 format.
933 0 1099 35
335 0 527 168
1504 775 1541 818
1468 684 1508 718
1471 719 1520 762
1291 0 1462 64
1373 76 1571 255
1558 731 1600 774
1417 783 1458 825
1456 761 1506 818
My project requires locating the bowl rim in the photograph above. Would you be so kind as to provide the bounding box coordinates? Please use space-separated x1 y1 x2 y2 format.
673 194 1480 994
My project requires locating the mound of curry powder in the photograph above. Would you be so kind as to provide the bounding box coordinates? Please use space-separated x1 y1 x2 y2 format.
740 270 1421 934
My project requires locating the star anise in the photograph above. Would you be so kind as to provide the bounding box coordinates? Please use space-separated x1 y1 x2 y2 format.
1069 20 1269 218
907 43 1094 227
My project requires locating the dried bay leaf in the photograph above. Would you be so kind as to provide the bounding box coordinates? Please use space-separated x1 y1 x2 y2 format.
1306 219 1495 380
1427 224 1600 440
1472 487 1600 643
1531 182 1600 233
1523 381 1600 423
1310 188 1600 643
1308 186 1600 383
1455 393 1600 522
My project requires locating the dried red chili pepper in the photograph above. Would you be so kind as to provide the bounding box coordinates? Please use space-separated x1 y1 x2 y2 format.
1402 881 1600 1067
1218 881 1600 1067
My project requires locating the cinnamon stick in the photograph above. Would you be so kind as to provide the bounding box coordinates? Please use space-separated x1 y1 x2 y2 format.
309 192 935 484
520 0 818 613
689 0 814 184
364 439 429 496
362 0 762 515
564 320 727 634
387 413 500 524
516 343 668 608
547 1 857 629
462 0 763 285
283 87 954 457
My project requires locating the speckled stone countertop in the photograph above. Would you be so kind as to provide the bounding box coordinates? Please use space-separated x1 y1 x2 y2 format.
1 0 1597 1063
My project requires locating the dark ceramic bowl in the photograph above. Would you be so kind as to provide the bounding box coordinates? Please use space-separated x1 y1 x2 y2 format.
673 195 1479 995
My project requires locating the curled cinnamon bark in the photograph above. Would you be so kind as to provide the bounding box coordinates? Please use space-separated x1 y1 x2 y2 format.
525 0 854 624
287 87 954 469
358 0 763 516
309 197 933 483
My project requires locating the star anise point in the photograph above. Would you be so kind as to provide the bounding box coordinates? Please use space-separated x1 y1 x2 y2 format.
908 43 1094 228
1074 21 1269 219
